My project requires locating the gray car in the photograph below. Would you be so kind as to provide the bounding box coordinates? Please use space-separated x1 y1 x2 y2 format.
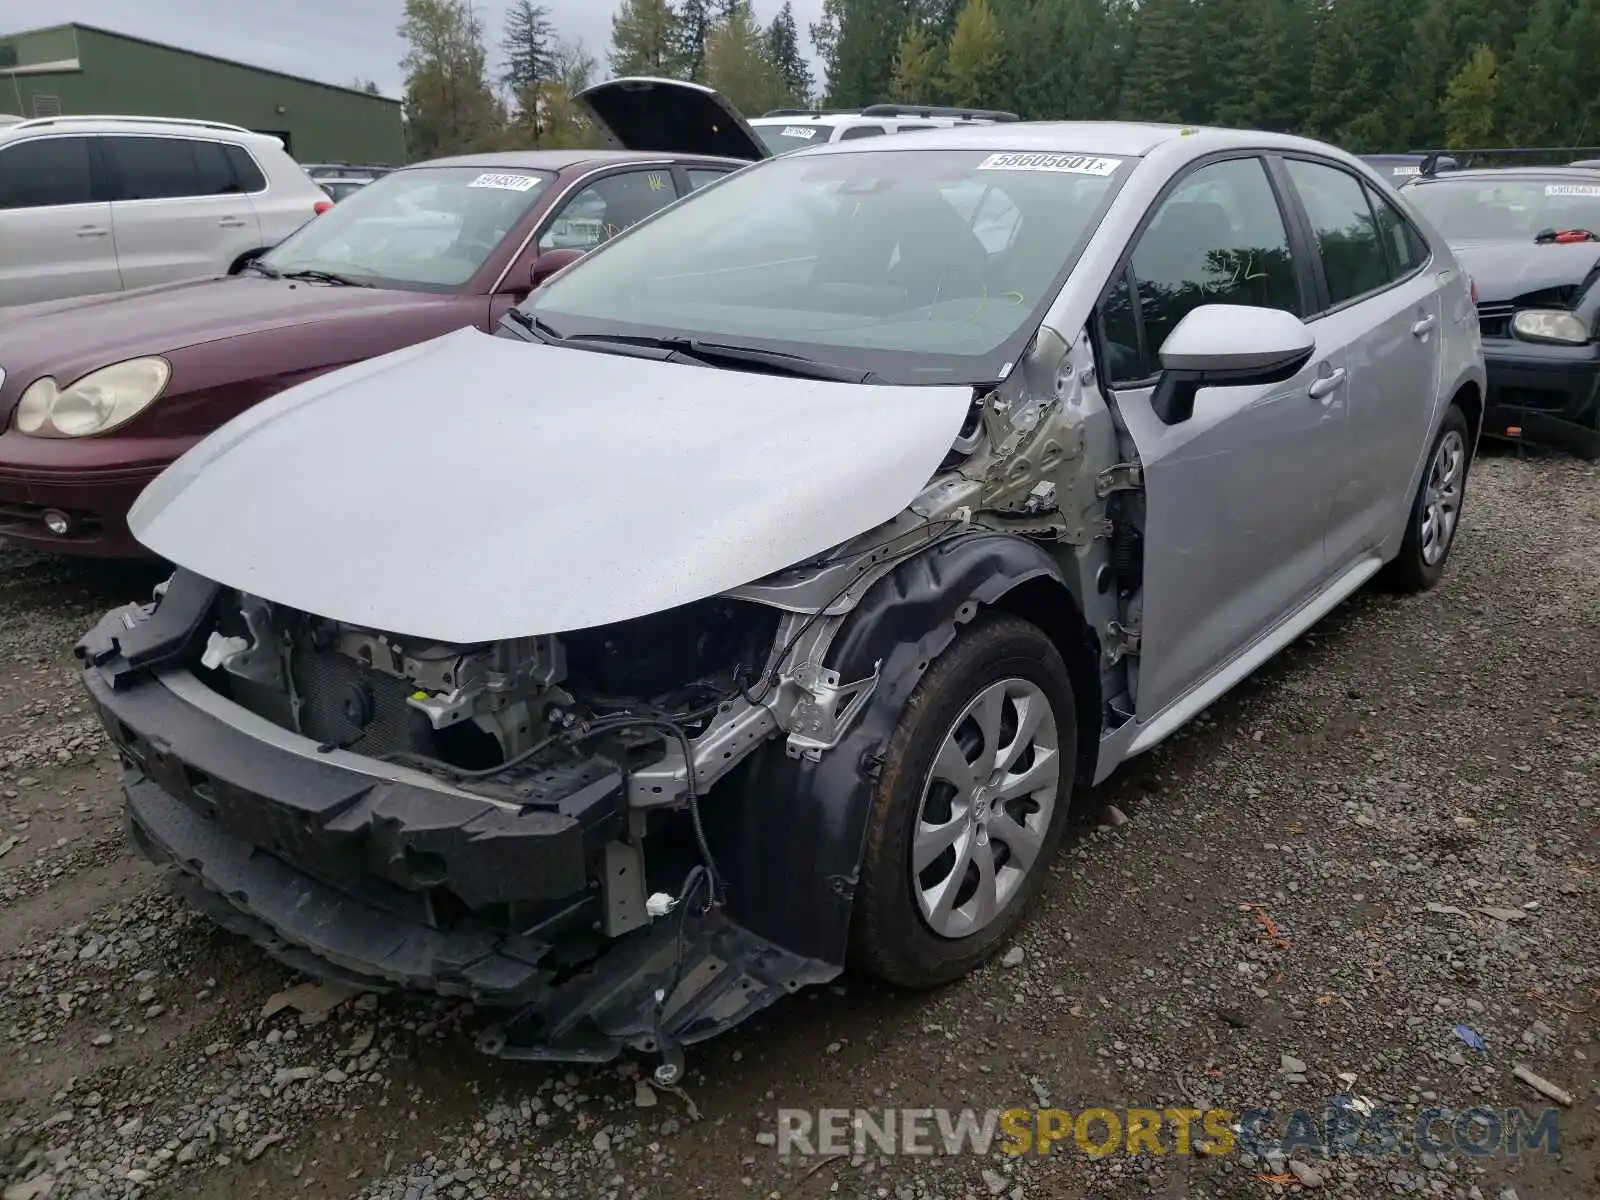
76 80 1485 1075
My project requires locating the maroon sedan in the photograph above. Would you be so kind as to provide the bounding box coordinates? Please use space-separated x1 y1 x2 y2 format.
0 147 747 557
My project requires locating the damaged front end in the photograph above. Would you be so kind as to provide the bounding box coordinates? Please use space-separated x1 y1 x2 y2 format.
74 517 970 1070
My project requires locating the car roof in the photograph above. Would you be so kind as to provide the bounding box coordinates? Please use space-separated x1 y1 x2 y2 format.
410 148 747 172
0 115 284 145
781 120 1353 161
1408 165 1600 184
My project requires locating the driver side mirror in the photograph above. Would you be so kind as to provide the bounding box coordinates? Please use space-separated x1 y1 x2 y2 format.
1151 304 1315 425
530 247 583 288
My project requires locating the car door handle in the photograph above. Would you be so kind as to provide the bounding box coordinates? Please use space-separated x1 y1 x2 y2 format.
76 226 108 238
1411 314 1437 337
1309 367 1347 401
218 217 248 229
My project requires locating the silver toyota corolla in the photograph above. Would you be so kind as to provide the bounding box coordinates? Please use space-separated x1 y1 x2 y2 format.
76 80 1485 1076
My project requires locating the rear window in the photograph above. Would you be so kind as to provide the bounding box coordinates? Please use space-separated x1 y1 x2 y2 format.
104 136 258 200
755 124 833 154
1405 176 1600 242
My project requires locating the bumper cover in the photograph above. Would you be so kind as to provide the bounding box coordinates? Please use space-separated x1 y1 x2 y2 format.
1482 340 1600 457
80 603 836 1061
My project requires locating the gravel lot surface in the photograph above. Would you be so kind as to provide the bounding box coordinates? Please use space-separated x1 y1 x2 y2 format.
1 450 1596 1200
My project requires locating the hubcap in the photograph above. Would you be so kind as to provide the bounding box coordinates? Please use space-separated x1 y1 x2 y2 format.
1420 429 1466 566
912 678 1060 940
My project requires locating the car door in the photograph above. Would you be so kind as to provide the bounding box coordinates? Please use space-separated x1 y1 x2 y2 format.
0 134 121 305
103 135 263 288
1279 157 1444 565
1097 154 1345 723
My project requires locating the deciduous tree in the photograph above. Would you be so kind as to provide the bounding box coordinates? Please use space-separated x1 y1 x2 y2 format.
399 0 502 158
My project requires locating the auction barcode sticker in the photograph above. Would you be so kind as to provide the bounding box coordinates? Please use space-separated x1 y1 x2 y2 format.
782 126 818 139
1546 183 1600 196
977 152 1122 176
469 172 540 191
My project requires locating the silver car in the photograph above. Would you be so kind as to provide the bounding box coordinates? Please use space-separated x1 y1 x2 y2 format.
0 115 332 307
77 81 1484 1074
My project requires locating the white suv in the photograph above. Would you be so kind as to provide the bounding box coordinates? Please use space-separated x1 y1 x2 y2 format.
0 115 333 308
748 103 1019 155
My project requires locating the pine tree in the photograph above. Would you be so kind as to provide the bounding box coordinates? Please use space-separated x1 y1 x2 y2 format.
890 24 944 103
944 0 1001 108
610 0 680 76
501 0 556 143
1117 0 1197 123
1498 0 1574 146
766 2 815 104
705 3 790 114
820 0 916 106
1440 44 1499 149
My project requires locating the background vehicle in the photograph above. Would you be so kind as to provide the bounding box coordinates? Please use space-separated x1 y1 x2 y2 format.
301 161 392 182
1403 153 1600 456
1360 152 1458 181
0 115 331 307
749 102 1018 155
0 146 745 556
316 176 372 204
80 80 1484 1074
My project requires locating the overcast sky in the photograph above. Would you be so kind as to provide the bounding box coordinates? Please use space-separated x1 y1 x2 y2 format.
5 0 826 96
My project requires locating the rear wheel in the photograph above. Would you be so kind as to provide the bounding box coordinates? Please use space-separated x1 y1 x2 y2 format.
850 615 1076 988
1383 404 1471 593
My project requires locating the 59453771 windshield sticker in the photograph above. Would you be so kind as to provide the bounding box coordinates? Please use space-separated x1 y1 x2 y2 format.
782 126 818 139
1546 183 1600 197
469 172 540 191
977 152 1122 176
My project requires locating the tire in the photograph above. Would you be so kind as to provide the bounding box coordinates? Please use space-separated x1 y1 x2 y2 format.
1382 403 1472 594
849 614 1077 988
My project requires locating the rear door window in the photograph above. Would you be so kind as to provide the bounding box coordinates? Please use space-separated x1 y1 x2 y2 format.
686 168 733 192
1284 159 1390 306
0 136 95 208
1364 182 1429 277
104 136 204 200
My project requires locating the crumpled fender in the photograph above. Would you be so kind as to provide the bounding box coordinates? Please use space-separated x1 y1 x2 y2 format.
711 532 1076 966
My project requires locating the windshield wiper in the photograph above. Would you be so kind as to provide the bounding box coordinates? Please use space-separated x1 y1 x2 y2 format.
565 333 882 383
499 309 568 343
279 268 371 287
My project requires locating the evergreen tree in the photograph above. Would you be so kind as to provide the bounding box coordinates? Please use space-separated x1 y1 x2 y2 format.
821 0 918 106
890 24 944 103
766 2 815 103
706 2 791 113
610 0 680 76
1441 44 1499 148
501 0 557 143
944 0 1002 108
1117 0 1197 123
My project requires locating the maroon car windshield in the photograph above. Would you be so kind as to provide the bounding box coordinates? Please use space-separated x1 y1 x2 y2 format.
262 166 554 291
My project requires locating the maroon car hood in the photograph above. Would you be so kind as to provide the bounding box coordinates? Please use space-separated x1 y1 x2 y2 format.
0 277 467 402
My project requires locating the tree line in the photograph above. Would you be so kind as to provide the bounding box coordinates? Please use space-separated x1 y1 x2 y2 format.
397 0 812 160
396 0 1600 162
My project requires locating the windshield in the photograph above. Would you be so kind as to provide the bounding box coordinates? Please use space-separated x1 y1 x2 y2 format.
1406 176 1600 242
523 148 1129 383
264 166 553 289
755 124 834 154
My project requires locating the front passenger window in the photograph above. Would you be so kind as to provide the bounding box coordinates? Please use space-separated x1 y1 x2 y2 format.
539 169 676 252
0 137 94 209
1101 156 1301 383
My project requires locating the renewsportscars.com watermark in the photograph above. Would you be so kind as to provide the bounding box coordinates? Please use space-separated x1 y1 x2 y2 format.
771 1104 1560 1160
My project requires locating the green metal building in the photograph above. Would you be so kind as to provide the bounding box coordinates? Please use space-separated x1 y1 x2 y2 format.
0 23 405 165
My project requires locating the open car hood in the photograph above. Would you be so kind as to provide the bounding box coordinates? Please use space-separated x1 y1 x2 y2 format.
577 77 769 162
128 327 973 643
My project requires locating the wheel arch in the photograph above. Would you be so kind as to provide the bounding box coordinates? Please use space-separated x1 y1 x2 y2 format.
711 533 1098 968
227 248 268 274
1452 378 1484 448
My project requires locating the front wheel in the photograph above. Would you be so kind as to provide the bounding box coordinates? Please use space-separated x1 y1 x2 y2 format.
849 614 1076 988
1383 404 1472 593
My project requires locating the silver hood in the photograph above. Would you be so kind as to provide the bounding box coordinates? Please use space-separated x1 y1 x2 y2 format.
129 327 974 642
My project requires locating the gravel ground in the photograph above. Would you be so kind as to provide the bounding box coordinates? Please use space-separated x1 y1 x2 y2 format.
1 449 1596 1200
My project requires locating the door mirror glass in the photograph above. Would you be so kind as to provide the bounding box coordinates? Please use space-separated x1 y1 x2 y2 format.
1158 303 1315 376
530 247 582 287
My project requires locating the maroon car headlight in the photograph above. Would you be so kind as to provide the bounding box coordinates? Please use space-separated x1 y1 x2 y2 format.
14 357 172 437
